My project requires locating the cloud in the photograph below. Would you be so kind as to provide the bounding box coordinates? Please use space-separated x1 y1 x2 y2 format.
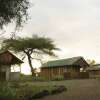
5 0 100 62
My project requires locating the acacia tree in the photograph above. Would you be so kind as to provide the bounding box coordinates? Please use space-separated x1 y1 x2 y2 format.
2 35 58 76
87 59 96 66
0 0 29 29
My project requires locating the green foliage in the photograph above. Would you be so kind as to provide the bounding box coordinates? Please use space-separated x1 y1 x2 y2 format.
52 75 64 81
0 83 17 100
0 82 56 100
2 35 58 76
20 75 48 82
20 74 34 82
33 76 48 81
2 35 58 56
0 0 29 29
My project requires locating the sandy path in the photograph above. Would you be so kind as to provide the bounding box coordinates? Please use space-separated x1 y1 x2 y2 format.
37 79 100 100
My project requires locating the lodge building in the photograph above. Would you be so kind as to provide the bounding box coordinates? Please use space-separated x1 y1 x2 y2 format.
0 50 23 81
40 56 89 79
86 64 100 78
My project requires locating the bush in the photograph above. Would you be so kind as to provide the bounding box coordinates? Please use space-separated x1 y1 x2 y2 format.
52 75 64 81
0 82 67 100
16 84 55 100
33 76 48 81
0 83 17 100
20 75 48 82
20 75 33 82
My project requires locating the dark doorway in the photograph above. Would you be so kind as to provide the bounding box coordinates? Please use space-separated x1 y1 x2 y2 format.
0 72 6 81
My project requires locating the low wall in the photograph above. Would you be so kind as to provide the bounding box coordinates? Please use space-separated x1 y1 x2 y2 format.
64 72 89 79
89 71 100 78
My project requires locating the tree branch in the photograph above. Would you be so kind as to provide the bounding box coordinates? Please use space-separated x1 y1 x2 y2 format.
30 56 43 64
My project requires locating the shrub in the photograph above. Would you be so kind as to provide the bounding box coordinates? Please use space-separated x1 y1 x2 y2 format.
33 76 48 81
0 82 66 100
52 75 64 81
20 75 48 82
0 83 17 100
16 85 54 100
20 75 33 82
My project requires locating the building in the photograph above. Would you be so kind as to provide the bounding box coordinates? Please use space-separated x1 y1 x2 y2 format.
41 56 89 79
87 64 100 78
0 50 23 81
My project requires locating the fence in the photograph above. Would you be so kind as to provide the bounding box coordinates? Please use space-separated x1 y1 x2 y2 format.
63 72 89 79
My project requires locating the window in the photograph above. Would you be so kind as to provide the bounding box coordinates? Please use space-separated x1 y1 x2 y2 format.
80 68 83 72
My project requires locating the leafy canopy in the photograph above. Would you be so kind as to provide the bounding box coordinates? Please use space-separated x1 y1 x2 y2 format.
2 35 58 76
2 35 58 56
0 0 29 29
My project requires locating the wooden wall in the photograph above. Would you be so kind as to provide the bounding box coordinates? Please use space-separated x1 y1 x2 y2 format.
0 65 11 81
40 66 86 79
89 70 100 78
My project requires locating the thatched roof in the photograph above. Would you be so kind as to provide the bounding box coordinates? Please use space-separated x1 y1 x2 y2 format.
0 50 23 65
42 56 89 68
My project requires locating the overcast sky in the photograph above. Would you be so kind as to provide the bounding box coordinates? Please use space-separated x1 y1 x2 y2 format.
21 0 100 62
4 0 100 74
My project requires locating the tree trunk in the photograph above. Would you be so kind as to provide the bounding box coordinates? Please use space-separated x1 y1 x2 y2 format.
27 54 35 76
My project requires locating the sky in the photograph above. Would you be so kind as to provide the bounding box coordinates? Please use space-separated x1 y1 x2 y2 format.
3 0 100 74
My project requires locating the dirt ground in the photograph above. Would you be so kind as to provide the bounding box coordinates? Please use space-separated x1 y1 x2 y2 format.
35 79 100 100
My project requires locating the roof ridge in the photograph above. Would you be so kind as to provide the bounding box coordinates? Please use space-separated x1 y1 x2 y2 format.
46 56 83 63
42 56 84 67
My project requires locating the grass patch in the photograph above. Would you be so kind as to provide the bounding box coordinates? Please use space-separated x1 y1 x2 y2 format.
0 82 57 100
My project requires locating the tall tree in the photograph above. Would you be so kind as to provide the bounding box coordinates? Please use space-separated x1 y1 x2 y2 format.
0 0 29 29
2 35 58 76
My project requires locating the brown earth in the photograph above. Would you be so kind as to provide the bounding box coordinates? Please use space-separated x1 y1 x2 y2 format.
35 79 100 100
